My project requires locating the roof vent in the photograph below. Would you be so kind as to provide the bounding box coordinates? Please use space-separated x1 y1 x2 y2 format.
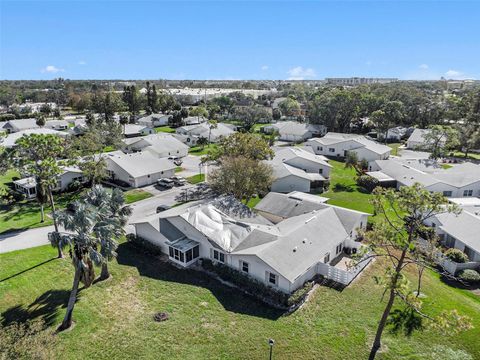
293 246 298 252
303 239 306 243
305 216 316 224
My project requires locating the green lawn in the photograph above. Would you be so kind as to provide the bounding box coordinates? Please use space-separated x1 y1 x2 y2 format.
188 144 217 156
251 123 271 133
387 143 402 156
123 189 153 204
441 164 453 169
154 126 175 134
0 169 19 191
451 151 480 160
175 166 183 173
187 173 205 184
322 160 374 214
1 244 479 359
243 195 261 208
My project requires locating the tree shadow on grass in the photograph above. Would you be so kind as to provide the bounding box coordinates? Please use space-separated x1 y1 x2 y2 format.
0 258 56 283
116 242 284 320
439 273 480 292
332 183 355 192
1 289 71 328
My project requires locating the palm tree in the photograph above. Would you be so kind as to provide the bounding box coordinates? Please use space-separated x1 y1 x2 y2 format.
84 186 132 280
344 151 362 175
49 201 106 331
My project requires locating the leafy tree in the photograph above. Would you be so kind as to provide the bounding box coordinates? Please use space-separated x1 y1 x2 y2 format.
158 92 177 113
423 125 459 159
211 95 235 117
15 134 74 257
122 85 142 117
145 81 158 114
39 103 52 116
84 186 132 280
278 97 301 117
272 108 282 121
197 136 209 150
364 184 471 359
190 105 208 120
344 151 367 176
455 123 480 158
209 155 273 204
232 106 272 131
35 113 46 127
204 132 274 163
91 91 123 122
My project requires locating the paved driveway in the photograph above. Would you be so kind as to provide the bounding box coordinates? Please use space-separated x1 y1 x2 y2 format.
0 184 199 254
177 155 202 177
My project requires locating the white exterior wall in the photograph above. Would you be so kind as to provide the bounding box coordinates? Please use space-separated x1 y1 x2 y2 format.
134 222 170 253
229 254 292 293
406 140 422 149
425 182 480 198
271 175 311 193
284 157 331 178
134 168 175 187
306 139 361 158
354 147 390 162
57 171 85 191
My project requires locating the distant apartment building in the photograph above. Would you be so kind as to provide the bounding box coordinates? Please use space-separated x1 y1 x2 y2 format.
326 77 398 85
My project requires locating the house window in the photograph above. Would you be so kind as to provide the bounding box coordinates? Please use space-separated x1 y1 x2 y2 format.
324 252 330 263
240 260 249 273
212 249 225 263
317 146 323 151
319 168 323 174
336 243 343 255
329 148 335 153
443 191 452 197
267 271 278 285
463 189 473 197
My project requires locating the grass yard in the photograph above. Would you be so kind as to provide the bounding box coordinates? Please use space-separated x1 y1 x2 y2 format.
322 160 374 214
175 166 183 173
387 143 402 156
187 173 205 184
154 126 175 134
243 195 261 209
251 123 271 133
188 144 217 156
123 189 153 204
1 243 479 359
441 164 453 169
0 190 83 235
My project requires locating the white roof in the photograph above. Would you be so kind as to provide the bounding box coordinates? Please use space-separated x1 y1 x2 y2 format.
104 151 175 178
407 129 431 144
274 147 331 167
1 128 68 148
309 132 391 155
271 121 325 137
123 134 188 156
434 209 480 252
4 118 39 131
122 124 151 135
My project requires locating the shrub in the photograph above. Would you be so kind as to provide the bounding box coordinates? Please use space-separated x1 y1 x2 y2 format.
356 175 379 193
0 113 15 121
444 248 469 263
127 234 163 256
458 269 480 283
202 259 289 307
287 281 314 307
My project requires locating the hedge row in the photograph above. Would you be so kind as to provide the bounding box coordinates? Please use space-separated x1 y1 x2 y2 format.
202 259 313 308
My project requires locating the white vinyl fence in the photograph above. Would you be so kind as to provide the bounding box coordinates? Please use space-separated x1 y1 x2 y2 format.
316 255 372 286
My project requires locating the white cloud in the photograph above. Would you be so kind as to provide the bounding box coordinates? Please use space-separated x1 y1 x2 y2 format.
261 65 269 71
78 60 87 65
419 64 429 70
41 65 64 74
444 69 464 79
287 66 316 80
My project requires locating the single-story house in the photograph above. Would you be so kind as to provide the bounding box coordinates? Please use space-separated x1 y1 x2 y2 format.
305 132 391 162
104 151 176 188
137 113 170 127
367 160 480 198
13 166 86 199
2 118 39 133
424 198 480 274
406 129 443 150
176 122 235 146
183 116 207 126
122 134 189 158
268 147 332 193
122 124 155 138
263 121 327 142
379 126 409 142
1 128 69 148
133 194 370 293
45 120 69 131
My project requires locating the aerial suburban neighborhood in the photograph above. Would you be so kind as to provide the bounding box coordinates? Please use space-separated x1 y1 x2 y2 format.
1 1 479 360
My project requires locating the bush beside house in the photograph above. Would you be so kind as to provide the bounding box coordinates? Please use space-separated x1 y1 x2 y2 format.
444 248 469 263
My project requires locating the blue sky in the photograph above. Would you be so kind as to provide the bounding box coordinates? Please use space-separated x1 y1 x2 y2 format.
1 1 478 80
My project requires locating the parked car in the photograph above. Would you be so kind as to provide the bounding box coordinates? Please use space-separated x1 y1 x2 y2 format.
157 178 174 189
168 156 183 166
156 204 171 213
171 176 186 186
